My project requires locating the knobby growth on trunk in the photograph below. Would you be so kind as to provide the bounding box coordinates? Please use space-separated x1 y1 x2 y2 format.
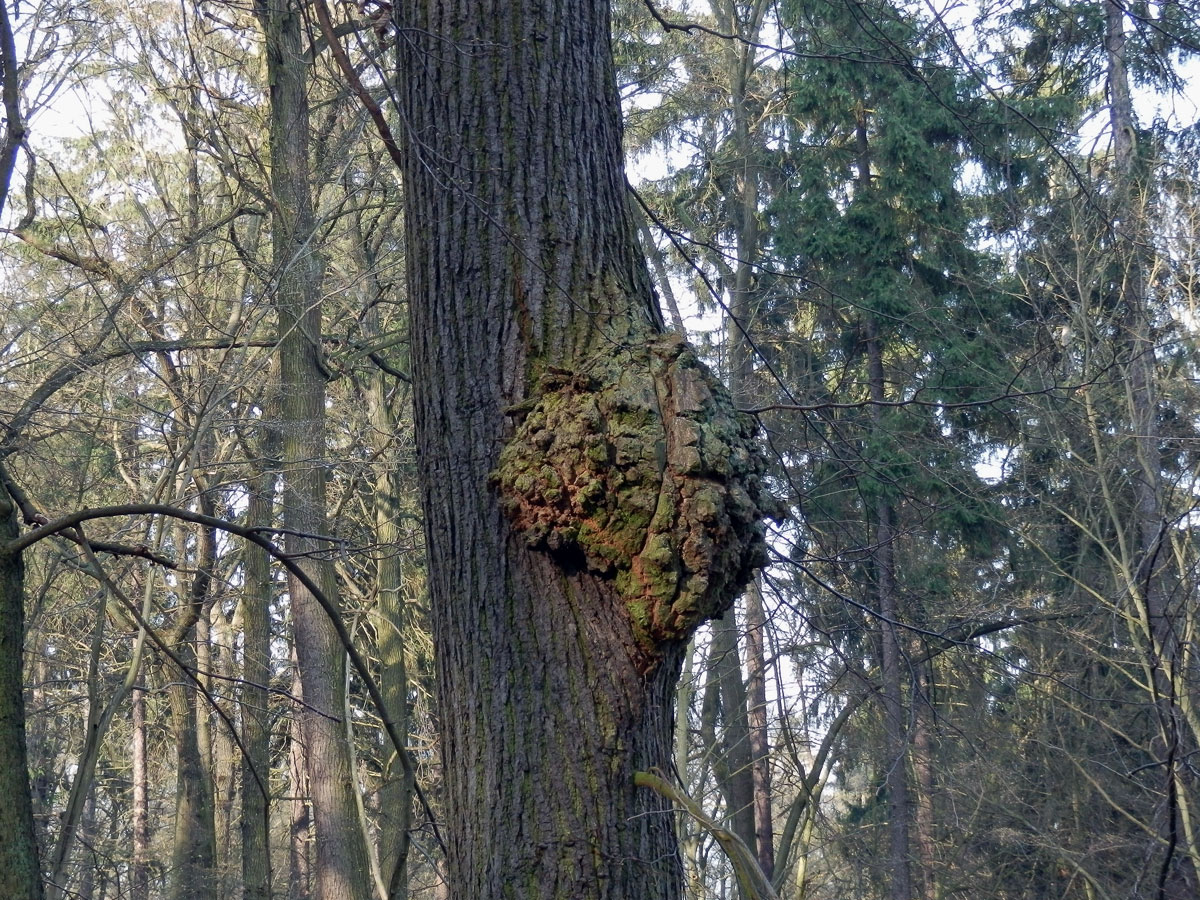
493 332 771 665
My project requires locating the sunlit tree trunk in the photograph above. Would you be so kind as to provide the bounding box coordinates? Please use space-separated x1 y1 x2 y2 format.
365 355 413 900
208 605 239 900
131 685 149 900
287 656 311 900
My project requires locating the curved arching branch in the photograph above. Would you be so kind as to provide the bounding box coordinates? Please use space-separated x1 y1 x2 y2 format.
6 501 446 853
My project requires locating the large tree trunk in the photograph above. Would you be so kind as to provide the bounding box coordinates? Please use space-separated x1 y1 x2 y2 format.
0 490 43 900
394 2 772 897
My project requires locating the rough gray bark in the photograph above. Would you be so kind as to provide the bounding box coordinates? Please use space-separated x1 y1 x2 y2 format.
393 1 773 897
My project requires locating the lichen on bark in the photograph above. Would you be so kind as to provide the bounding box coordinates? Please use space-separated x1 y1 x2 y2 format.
493 332 774 655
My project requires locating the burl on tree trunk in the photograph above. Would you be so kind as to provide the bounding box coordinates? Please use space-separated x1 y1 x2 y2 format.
493 333 770 668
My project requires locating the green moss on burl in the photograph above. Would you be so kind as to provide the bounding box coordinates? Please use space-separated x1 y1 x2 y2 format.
493 333 775 655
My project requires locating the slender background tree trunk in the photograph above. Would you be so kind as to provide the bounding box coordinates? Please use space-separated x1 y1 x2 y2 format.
259 1 374 897
242 466 276 900
0 490 43 900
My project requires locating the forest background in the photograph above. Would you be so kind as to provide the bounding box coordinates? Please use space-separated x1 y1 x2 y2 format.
0 0 1198 898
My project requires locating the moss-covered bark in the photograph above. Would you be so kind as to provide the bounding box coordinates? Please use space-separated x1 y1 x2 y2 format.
494 333 772 664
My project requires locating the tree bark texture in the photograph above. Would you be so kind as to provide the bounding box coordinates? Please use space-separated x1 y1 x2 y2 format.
0 491 44 900
259 1 375 898
394 2 772 897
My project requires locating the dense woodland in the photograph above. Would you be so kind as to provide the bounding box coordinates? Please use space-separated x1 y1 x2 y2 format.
0 0 1198 898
